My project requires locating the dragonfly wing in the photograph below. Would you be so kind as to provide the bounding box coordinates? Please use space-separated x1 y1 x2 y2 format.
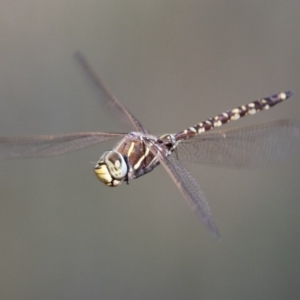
0 132 125 159
178 120 300 168
158 151 220 240
75 52 146 133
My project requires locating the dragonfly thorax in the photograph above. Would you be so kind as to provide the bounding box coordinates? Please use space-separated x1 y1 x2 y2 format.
94 150 128 187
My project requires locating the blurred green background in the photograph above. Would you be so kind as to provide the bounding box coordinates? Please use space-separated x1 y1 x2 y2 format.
1 1 300 299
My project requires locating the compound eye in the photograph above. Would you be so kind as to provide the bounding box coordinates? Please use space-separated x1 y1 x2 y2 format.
104 151 128 180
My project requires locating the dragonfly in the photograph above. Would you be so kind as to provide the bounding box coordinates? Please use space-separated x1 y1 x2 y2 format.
1 52 299 240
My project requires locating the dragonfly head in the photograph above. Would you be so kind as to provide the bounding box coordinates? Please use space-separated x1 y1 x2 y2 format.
94 151 128 187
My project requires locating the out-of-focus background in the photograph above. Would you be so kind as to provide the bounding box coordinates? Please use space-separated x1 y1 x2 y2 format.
1 1 300 299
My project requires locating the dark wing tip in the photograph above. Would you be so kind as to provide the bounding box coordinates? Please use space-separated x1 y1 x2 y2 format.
204 217 221 241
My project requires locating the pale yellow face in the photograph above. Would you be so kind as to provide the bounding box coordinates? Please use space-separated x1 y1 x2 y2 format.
94 151 128 187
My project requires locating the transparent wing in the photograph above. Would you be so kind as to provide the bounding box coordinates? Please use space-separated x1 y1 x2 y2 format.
75 52 146 133
158 151 220 240
0 132 125 159
178 120 300 167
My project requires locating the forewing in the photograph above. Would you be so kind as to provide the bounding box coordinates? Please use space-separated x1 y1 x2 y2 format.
178 120 300 168
75 52 146 133
158 151 220 240
0 132 124 159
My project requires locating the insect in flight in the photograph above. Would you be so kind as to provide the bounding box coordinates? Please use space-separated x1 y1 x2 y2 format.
1 52 299 240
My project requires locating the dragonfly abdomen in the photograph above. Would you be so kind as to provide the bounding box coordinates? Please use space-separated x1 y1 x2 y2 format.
175 91 293 141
